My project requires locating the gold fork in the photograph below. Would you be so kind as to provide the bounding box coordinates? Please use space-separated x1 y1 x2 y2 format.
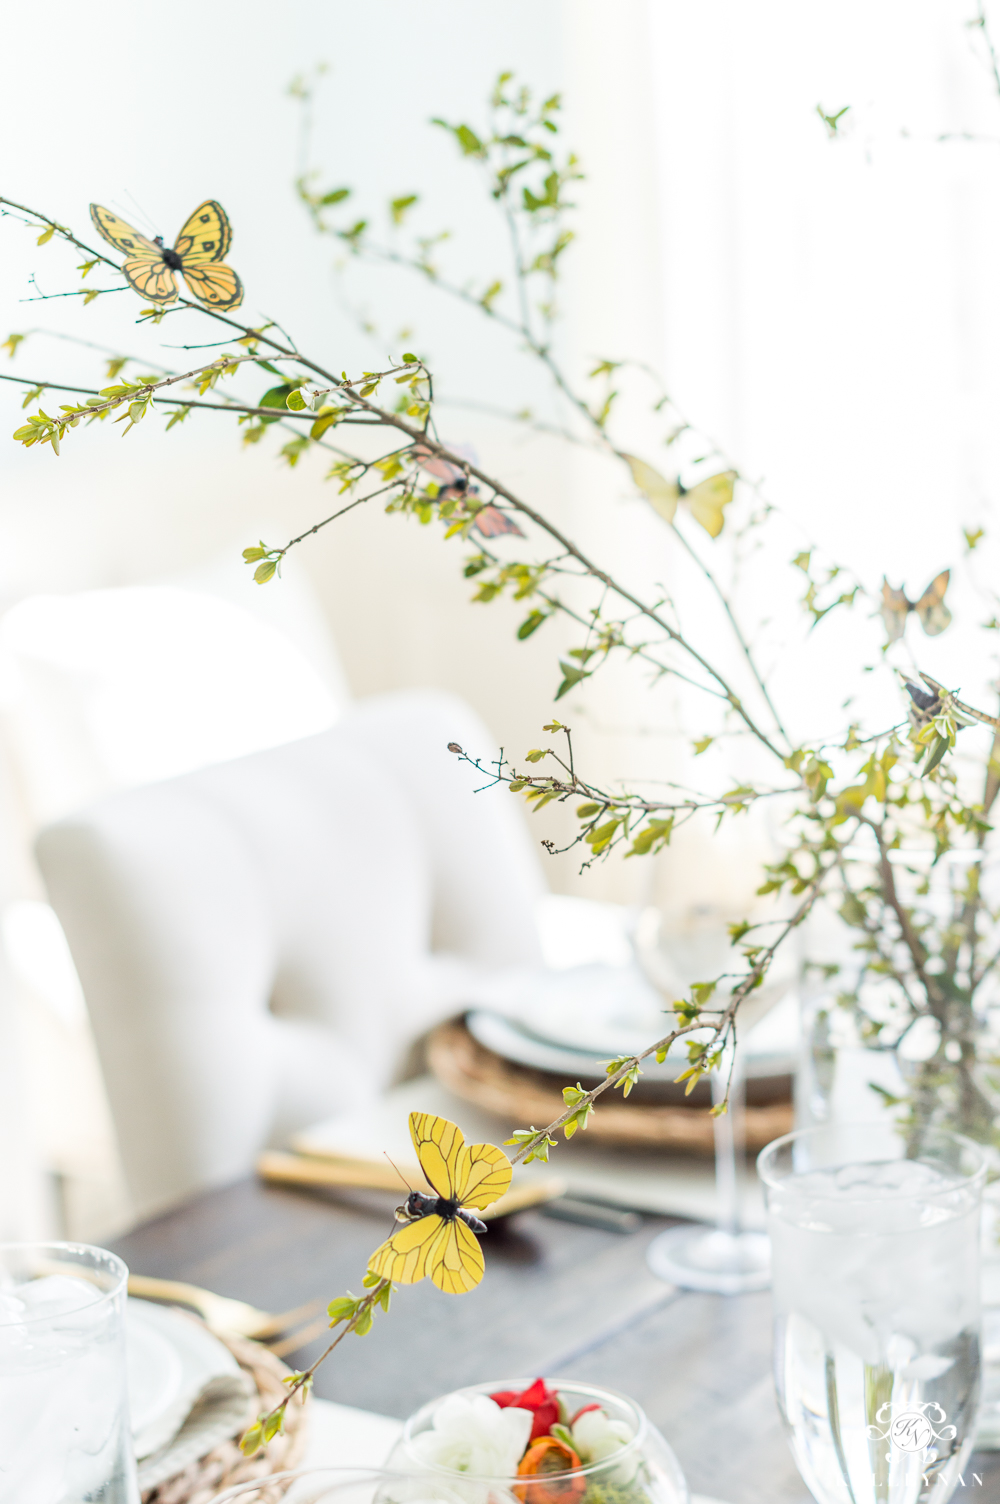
127 1274 321 1341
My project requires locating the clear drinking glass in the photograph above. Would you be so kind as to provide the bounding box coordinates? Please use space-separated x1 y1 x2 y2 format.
758 1124 986 1504
0 1241 139 1504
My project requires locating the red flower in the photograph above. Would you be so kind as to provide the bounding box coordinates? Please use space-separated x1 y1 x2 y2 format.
490 1379 560 1442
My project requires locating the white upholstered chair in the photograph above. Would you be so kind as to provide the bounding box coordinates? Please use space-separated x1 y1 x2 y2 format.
36 689 547 1221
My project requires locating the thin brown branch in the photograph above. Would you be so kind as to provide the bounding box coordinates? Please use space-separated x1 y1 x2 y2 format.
508 872 828 1163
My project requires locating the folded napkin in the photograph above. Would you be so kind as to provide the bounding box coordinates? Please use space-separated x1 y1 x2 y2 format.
127 1299 256 1491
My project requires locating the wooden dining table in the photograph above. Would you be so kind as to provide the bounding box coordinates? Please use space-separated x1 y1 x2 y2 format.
111 1176 1000 1504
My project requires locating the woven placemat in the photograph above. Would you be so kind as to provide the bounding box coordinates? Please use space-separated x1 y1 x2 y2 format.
141 1327 309 1504
427 1018 793 1153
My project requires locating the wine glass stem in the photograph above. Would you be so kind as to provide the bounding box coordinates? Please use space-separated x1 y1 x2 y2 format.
712 1048 745 1237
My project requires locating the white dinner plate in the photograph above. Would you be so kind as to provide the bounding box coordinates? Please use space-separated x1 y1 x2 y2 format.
126 1297 242 1460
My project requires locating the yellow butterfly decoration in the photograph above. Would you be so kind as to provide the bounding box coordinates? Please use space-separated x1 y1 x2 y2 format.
880 571 951 644
624 454 736 539
89 201 244 310
366 1112 512 1294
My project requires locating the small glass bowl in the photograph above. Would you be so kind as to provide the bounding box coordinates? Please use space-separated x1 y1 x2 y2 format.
384 1378 688 1504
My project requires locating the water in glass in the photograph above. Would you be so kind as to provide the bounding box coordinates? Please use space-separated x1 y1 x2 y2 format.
0 1243 139 1504
760 1126 984 1504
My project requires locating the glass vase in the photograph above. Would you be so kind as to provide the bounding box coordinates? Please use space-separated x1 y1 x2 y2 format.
385 1379 687 1504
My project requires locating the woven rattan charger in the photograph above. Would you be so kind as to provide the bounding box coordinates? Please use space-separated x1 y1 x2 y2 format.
427 1017 793 1153
141 1327 308 1504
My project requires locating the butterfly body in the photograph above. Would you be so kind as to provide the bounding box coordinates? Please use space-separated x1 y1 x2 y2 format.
89 201 244 310
414 443 525 539
396 1189 488 1236
367 1111 512 1293
624 454 736 538
155 239 185 272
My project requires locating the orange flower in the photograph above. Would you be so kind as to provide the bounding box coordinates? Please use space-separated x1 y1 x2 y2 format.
515 1436 586 1504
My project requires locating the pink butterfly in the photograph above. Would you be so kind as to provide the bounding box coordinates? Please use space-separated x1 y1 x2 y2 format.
413 443 525 539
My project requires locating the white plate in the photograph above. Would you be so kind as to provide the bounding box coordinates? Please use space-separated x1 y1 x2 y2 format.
127 1309 184 1437
126 1297 242 1460
466 988 798 1081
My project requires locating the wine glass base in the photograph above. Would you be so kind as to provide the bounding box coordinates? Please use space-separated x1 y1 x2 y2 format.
646 1225 771 1294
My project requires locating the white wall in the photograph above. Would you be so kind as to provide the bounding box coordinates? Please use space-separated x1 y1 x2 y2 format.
4 0 1000 903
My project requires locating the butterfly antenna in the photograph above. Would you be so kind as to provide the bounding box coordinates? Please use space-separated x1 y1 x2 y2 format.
116 190 160 238
383 1152 413 1192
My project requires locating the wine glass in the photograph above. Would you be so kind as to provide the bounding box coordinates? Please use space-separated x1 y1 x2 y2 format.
634 907 779 1294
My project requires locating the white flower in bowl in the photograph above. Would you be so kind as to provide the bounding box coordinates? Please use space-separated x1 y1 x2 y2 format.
570 1407 638 1483
411 1393 534 1478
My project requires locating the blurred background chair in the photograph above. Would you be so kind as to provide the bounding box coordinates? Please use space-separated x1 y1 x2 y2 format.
35 687 548 1223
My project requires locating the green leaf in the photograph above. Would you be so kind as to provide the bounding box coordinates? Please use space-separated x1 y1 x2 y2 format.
434 120 485 157
525 749 546 763
254 560 277 585
922 734 950 776
503 1127 557 1164
517 610 547 640
319 187 351 205
353 1303 373 1336
576 802 601 818
286 388 308 411
627 817 673 857
36 225 56 246
165 405 192 432
585 819 622 854
390 194 418 224
327 1295 358 1324
402 353 419 364
555 661 592 701
257 385 294 424
2 333 25 359
692 736 714 756
239 1423 264 1457
263 1410 284 1442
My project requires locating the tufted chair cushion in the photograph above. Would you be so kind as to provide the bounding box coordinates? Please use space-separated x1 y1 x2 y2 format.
36 689 546 1220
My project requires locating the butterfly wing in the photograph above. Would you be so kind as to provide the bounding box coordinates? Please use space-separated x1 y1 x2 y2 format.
367 1212 449 1285
880 579 911 644
683 471 736 539
122 258 178 304
453 1138 512 1212
429 1215 485 1293
173 200 232 264
473 505 526 539
409 1111 464 1198
89 204 162 258
913 570 952 637
414 446 466 488
624 453 680 524
180 263 244 311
